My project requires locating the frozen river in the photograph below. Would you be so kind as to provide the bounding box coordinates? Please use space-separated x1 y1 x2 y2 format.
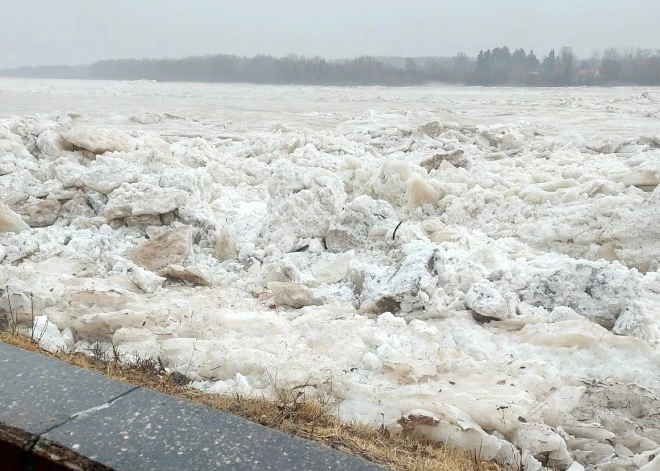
1 78 659 470
2 78 659 134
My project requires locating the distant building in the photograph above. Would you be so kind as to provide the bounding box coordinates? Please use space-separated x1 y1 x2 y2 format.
575 69 601 84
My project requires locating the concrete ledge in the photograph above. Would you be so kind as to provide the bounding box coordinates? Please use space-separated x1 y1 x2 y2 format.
0 342 385 471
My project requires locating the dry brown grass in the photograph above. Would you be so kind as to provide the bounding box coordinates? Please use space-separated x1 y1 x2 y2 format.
1 331 501 471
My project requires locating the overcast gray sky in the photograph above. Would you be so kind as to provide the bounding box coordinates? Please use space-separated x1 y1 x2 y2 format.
2 0 659 69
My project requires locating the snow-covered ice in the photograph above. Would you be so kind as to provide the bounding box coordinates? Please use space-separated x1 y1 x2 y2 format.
1 79 660 470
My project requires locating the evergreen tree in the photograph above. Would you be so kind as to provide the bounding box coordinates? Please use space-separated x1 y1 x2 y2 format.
513 48 527 66
526 50 540 71
542 49 557 80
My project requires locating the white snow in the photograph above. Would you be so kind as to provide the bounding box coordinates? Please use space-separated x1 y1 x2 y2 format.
1 78 660 470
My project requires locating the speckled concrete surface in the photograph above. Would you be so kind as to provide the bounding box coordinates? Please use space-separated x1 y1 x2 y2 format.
39 387 384 470
0 342 135 449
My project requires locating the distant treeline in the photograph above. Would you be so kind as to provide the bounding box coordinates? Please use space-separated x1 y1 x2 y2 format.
468 47 660 86
2 47 659 86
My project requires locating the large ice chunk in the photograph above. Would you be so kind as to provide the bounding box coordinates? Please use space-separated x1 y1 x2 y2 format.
0 201 30 233
124 225 193 272
465 283 510 321
261 163 347 252
326 195 397 252
61 125 132 154
358 241 443 315
516 258 641 329
104 182 187 220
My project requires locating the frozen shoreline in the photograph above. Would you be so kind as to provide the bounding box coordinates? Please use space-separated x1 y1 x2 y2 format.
1 80 659 470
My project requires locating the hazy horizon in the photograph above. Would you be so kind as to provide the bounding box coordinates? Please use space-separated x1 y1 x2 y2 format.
2 0 659 69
